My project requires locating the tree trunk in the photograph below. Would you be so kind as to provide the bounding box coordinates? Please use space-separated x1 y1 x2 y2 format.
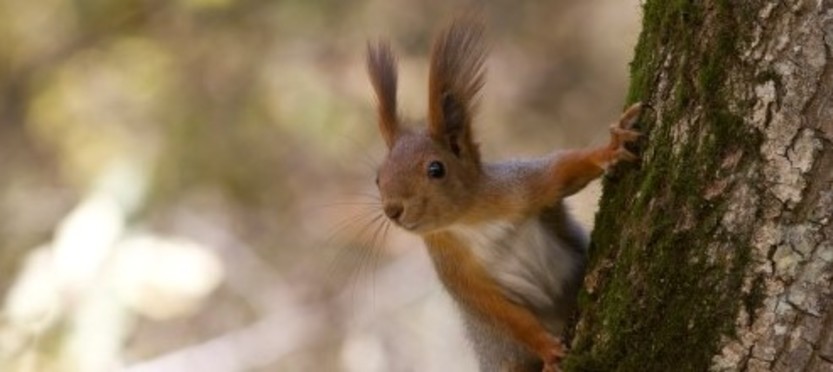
566 1 833 371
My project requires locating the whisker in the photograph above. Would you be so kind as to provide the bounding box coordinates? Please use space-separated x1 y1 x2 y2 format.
316 201 382 207
342 192 382 201
333 133 381 173
322 209 380 247
366 215 390 310
308 201 382 213
377 219 393 303
328 211 384 303
345 213 386 310
321 211 383 289
358 155 380 176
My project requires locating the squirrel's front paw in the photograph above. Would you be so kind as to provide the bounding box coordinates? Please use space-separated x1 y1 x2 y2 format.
607 102 643 163
540 337 567 372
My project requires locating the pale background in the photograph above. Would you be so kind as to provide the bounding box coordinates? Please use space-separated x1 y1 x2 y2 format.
0 0 640 371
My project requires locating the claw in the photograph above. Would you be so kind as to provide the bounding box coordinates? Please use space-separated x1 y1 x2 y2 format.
611 127 641 142
618 102 643 129
540 337 567 372
616 148 639 162
606 102 643 164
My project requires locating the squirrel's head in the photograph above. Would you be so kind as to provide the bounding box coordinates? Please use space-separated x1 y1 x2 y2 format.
367 21 485 234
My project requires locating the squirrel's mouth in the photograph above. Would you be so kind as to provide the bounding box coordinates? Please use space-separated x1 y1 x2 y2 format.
400 220 443 234
392 217 425 232
399 221 420 231
395 213 456 234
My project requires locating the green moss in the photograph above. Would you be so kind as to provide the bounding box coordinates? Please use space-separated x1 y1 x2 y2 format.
565 1 765 371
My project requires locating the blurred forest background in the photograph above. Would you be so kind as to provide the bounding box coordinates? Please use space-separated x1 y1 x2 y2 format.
0 0 640 371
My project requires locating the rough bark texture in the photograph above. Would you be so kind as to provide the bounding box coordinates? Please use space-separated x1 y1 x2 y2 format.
565 1 833 371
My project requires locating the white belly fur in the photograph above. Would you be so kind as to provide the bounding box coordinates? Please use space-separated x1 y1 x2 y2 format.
449 215 586 334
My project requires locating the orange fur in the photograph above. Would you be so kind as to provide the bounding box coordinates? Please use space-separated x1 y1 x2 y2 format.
425 232 565 364
367 18 642 372
533 102 643 209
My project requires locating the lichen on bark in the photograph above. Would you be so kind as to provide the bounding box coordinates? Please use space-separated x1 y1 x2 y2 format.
565 1 833 371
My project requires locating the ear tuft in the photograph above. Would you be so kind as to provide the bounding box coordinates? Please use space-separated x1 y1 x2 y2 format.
367 41 399 149
428 18 486 164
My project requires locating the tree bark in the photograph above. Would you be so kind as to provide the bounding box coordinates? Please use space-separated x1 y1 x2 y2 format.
566 1 833 371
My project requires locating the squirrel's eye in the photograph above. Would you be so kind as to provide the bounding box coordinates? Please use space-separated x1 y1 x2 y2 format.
427 161 445 179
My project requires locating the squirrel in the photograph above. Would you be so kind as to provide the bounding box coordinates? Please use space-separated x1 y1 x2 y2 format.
366 19 642 372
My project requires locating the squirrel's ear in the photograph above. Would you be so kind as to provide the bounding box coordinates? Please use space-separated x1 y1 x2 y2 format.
427 20 485 163
367 41 399 149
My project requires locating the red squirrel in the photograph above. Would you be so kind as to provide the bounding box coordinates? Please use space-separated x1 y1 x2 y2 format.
366 19 641 372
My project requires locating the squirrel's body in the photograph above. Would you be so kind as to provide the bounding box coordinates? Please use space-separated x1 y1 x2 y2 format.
424 157 588 372
366 19 641 372
436 200 587 371
441 158 589 329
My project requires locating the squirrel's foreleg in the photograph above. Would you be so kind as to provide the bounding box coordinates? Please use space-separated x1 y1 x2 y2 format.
425 233 566 370
543 103 643 200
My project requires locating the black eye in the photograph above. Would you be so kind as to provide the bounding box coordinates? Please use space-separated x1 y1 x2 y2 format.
427 161 445 179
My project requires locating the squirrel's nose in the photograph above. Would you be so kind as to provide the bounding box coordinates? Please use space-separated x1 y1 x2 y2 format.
384 203 404 221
